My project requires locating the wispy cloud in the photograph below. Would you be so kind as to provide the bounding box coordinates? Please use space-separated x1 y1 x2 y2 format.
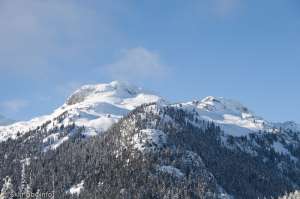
214 0 240 17
0 99 28 113
0 0 119 76
190 0 240 19
105 47 167 82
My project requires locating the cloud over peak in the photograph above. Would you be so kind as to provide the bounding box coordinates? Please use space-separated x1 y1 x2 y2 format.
214 0 240 17
105 47 167 82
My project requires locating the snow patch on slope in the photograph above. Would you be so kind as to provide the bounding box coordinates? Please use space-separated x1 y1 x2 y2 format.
132 129 167 152
274 121 300 133
272 142 290 155
158 165 184 178
0 116 50 141
67 181 84 195
43 135 69 152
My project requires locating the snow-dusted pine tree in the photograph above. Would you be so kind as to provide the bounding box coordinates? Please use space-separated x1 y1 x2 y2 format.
19 162 27 198
278 190 300 199
24 171 32 199
0 176 15 199
51 174 55 199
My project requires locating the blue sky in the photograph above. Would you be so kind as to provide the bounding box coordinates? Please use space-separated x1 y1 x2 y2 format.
0 0 299 123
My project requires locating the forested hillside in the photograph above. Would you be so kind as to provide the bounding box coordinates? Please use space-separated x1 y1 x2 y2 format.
1 103 299 199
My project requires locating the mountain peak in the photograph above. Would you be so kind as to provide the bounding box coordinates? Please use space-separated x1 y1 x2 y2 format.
198 96 253 117
66 81 142 106
0 81 163 142
179 96 269 136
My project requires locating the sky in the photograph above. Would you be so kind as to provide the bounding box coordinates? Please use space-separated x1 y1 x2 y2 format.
0 0 299 123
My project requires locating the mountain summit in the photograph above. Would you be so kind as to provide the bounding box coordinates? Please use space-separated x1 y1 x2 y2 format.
66 81 151 106
0 81 163 142
175 96 299 136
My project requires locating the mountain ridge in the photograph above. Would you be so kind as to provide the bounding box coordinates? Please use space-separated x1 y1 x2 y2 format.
0 81 299 142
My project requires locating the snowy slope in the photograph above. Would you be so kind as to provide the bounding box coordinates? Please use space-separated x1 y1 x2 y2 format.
274 121 300 132
0 81 164 142
1 82 299 142
175 96 300 136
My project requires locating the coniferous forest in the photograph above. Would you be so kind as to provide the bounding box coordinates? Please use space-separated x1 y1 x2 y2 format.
1 103 300 199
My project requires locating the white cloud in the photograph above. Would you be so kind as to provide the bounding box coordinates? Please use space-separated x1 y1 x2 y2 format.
0 99 28 113
214 0 240 17
105 47 167 82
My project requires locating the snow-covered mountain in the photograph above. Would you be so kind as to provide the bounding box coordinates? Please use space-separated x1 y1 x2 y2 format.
111 103 300 198
0 81 299 143
0 114 14 126
0 81 164 142
1 81 300 199
175 96 300 136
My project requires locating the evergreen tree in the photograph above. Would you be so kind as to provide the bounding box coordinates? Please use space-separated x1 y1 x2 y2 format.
0 176 15 199
24 178 32 199
19 162 27 198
